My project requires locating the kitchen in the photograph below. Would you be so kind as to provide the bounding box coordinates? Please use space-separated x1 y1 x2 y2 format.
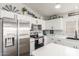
0 3 79 56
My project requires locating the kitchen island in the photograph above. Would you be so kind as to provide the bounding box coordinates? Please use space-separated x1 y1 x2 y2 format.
32 43 79 56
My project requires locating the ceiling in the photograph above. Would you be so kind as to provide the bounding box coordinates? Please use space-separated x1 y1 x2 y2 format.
25 3 79 17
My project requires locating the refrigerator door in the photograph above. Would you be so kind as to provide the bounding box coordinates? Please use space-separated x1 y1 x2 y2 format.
18 20 30 56
0 19 2 56
2 18 18 56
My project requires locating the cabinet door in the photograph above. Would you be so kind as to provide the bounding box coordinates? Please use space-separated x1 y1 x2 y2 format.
44 36 53 45
30 18 36 24
45 21 53 30
44 36 49 45
41 20 45 30
30 41 35 55
62 41 74 48
53 19 59 30
51 19 63 30
76 45 79 49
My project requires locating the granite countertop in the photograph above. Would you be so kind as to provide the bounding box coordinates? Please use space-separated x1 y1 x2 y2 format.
32 43 79 56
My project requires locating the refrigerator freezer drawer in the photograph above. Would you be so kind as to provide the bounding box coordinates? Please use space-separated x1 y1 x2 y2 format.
19 38 30 56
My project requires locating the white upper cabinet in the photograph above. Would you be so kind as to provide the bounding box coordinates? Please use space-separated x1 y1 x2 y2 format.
52 18 63 30
45 20 53 30
41 20 45 30
45 18 63 30
30 18 37 24
36 19 46 30
36 19 43 24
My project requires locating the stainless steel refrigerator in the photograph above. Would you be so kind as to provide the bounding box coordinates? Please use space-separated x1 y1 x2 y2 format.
0 17 30 56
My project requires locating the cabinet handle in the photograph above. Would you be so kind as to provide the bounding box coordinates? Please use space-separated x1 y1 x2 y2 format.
73 46 77 48
73 46 75 48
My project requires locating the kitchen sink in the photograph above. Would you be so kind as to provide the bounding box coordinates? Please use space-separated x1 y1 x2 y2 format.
66 37 79 40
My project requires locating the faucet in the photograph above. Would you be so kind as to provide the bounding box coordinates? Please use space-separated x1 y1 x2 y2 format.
66 30 79 40
74 30 77 39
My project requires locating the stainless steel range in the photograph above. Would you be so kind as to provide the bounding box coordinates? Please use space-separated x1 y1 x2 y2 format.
30 24 44 49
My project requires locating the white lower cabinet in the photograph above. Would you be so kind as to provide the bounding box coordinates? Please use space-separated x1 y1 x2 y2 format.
62 40 73 48
44 35 79 49
76 45 79 49
44 36 53 45
51 37 79 49
58 40 78 49
44 36 50 45
63 40 79 49
30 38 35 55
71 42 79 49
50 38 56 43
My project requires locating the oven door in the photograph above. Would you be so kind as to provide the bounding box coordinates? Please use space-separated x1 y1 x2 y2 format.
35 37 44 49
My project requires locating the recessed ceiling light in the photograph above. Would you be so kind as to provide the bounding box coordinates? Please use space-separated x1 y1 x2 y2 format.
55 4 61 9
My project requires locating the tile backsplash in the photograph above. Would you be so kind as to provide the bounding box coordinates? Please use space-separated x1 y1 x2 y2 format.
53 30 65 35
